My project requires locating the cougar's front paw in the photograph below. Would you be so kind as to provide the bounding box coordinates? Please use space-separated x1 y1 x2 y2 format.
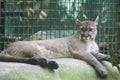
105 55 110 61
47 61 59 69
96 68 108 78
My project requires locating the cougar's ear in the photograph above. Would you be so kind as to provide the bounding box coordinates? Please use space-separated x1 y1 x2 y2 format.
76 19 81 26
94 16 99 26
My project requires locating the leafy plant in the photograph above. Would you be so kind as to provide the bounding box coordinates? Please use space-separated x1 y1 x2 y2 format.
108 48 120 72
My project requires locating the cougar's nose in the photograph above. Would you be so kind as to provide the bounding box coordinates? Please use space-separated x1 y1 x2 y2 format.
84 33 89 37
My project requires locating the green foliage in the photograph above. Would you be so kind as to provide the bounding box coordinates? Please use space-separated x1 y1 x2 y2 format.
4 0 117 29
108 48 120 72
3 0 117 49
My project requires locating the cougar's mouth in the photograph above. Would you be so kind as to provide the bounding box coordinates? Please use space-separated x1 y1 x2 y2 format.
82 36 90 40
82 35 92 42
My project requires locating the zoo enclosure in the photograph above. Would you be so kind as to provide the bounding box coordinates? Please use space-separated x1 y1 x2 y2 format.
0 0 120 52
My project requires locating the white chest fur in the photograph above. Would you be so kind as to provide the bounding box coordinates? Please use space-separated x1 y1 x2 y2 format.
88 42 99 53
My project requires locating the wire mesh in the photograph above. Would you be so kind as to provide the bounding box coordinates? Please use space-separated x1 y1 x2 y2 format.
0 0 119 53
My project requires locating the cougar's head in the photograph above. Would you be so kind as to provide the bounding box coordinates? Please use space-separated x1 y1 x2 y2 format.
76 16 99 42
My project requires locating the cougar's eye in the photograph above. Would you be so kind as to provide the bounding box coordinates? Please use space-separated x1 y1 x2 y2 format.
81 28 83 31
80 28 84 31
89 28 93 31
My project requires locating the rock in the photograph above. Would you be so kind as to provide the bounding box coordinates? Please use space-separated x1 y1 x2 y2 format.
0 58 120 80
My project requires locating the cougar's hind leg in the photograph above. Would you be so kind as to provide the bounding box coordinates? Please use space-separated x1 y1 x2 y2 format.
70 49 108 78
28 57 59 69
27 57 48 67
0 53 58 69
47 60 59 69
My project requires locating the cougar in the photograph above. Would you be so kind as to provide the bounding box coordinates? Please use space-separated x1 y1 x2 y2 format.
0 16 110 78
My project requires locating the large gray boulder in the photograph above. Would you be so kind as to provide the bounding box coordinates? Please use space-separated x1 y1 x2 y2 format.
0 58 120 80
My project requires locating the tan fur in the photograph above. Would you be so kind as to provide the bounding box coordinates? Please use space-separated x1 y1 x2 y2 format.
0 16 110 78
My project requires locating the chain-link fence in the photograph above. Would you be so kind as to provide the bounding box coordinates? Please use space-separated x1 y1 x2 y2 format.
0 0 119 52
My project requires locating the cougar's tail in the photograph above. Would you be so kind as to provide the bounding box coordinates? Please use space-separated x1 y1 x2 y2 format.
0 54 59 69
0 54 29 63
